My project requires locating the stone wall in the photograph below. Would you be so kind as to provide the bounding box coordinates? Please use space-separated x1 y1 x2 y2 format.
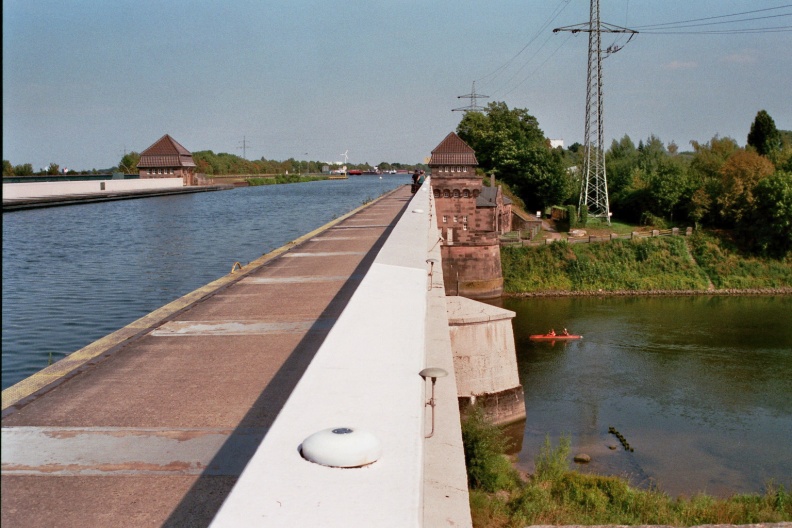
441 240 503 299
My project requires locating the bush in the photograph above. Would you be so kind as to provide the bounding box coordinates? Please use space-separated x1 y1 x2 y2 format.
461 407 520 492
534 434 570 482
567 205 578 229
640 211 668 229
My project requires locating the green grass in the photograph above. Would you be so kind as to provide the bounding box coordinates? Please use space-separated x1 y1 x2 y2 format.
689 231 792 289
502 232 792 294
462 410 792 528
502 237 711 293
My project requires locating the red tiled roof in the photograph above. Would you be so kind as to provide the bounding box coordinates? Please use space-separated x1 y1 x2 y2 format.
429 132 477 166
138 134 196 167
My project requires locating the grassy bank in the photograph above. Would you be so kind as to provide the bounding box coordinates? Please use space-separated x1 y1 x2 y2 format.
246 174 327 185
462 408 792 527
502 231 792 294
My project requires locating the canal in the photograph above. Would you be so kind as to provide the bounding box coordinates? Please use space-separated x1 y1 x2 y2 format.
3 178 790 498
2 176 406 389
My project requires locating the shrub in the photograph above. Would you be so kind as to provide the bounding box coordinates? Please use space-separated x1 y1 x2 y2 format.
534 434 570 482
461 407 520 492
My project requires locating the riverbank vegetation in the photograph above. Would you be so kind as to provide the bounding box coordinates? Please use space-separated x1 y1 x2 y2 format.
501 231 792 294
459 105 792 259
461 408 792 527
246 174 327 185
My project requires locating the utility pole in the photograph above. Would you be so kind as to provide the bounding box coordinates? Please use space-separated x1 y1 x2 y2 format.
554 0 636 225
452 81 489 113
238 136 250 159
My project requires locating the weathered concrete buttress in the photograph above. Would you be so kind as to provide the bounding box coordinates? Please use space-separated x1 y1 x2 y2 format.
445 296 526 426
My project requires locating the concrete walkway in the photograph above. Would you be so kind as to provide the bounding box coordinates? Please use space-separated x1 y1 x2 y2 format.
1 186 413 527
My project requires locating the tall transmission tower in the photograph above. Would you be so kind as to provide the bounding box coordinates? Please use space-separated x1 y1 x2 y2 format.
452 81 489 113
238 136 251 159
554 0 636 225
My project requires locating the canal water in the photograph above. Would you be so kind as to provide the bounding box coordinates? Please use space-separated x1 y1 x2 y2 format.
2 176 406 390
500 295 792 498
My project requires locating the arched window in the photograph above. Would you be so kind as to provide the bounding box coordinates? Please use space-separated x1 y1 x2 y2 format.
453 189 460 198
443 189 450 198
462 190 470 198
434 189 441 198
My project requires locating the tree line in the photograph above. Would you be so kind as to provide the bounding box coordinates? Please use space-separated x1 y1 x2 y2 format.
3 152 425 178
458 103 792 258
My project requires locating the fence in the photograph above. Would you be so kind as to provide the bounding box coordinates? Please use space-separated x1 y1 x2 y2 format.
501 227 693 247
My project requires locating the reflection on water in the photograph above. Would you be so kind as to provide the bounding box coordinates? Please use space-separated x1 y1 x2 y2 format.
2 177 405 389
502 295 792 498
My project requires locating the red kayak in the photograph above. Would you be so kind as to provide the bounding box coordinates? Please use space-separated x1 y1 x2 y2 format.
530 334 582 341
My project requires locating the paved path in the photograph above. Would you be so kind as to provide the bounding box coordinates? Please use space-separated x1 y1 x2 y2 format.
1 186 412 527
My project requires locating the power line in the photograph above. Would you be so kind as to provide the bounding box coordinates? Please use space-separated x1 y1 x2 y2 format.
638 25 792 35
634 12 791 31
631 5 792 29
499 33 573 99
475 0 572 88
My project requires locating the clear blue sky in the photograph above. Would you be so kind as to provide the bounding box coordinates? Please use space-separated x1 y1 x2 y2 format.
3 0 790 171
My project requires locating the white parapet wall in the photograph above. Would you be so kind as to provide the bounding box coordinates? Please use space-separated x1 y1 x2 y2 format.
2 178 184 199
210 180 449 527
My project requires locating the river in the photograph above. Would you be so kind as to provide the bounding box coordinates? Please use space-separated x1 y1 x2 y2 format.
501 295 792 498
2 176 405 389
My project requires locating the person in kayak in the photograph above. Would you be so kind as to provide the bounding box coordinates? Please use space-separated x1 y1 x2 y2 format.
562 328 569 336
548 329 556 336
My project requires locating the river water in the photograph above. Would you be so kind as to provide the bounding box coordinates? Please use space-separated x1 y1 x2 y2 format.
2 176 405 389
501 295 792 498
4 179 791 497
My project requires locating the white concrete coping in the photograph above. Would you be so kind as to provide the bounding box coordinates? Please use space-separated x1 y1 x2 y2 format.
2 178 184 199
446 295 516 325
210 179 435 527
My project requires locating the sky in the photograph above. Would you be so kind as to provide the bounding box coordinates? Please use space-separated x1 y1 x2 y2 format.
3 0 791 171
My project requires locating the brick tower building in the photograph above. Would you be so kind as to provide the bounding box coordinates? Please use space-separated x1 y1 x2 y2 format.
429 132 509 299
138 134 197 186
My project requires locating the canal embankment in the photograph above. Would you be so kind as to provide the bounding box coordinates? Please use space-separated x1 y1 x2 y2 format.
501 232 792 296
2 178 233 211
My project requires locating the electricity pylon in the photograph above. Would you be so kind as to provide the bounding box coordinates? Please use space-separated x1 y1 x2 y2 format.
452 81 489 113
554 0 636 224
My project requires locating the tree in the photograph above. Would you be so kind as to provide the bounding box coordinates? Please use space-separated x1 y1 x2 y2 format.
745 171 792 257
689 136 740 182
718 150 775 225
118 152 140 174
3 160 13 176
646 156 690 222
687 136 741 226
14 163 34 176
46 163 60 175
605 135 639 198
457 102 545 171
747 110 781 157
457 102 570 210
